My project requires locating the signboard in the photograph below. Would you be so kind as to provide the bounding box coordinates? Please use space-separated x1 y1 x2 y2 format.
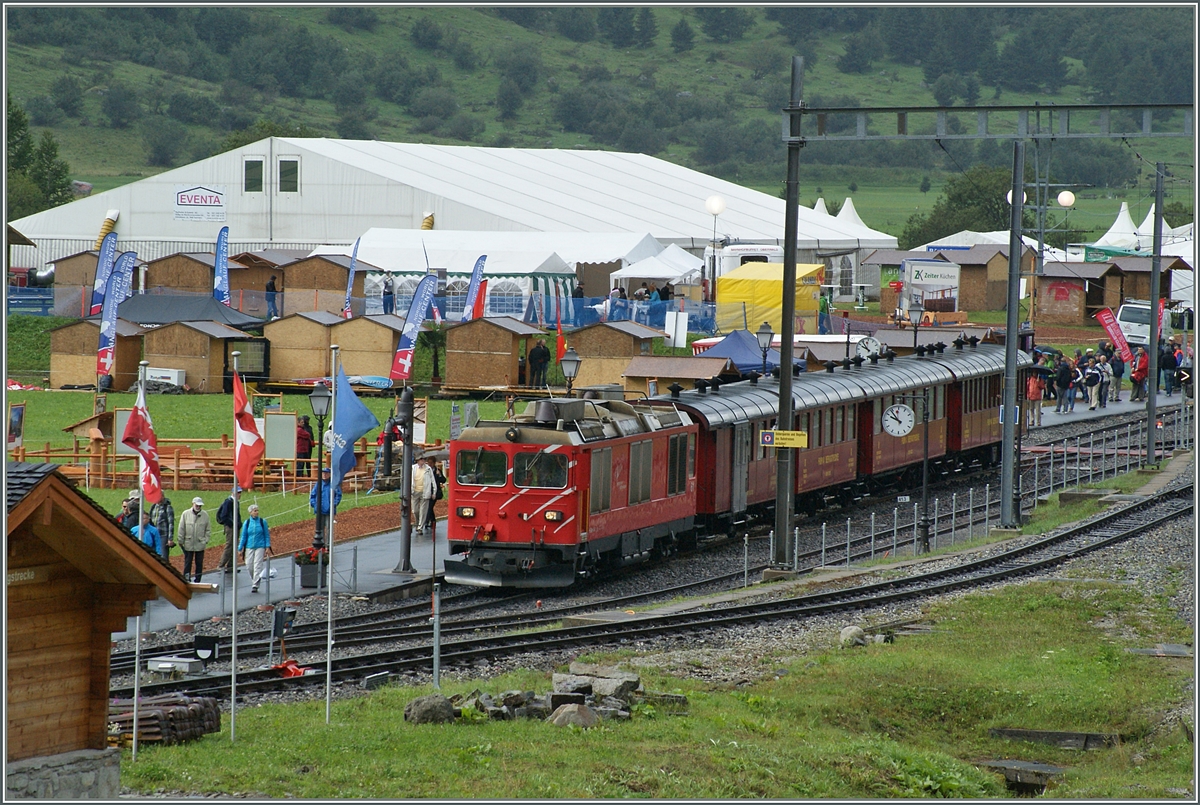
264 412 298 461
8 403 26 450
449 403 462 440
93 393 107 416
174 184 227 222
888 281 903 291
114 409 135 455
899 259 960 316
761 429 808 448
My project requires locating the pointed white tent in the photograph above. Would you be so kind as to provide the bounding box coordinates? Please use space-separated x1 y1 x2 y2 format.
836 198 868 229
1137 204 1157 239
1093 202 1141 249
812 198 829 215
655 243 704 273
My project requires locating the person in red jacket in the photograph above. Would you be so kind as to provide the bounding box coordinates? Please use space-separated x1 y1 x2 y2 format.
296 415 315 477
1129 346 1149 402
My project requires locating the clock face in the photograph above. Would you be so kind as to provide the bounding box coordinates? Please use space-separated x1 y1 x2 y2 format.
856 336 882 359
882 403 915 437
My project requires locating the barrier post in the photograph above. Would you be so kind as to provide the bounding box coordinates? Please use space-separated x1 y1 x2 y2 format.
984 484 990 534
820 523 826 567
870 512 876 559
951 493 956 544
893 507 898 555
793 527 799 570
933 498 939 550
968 488 974 540
845 518 851 566
744 533 750 588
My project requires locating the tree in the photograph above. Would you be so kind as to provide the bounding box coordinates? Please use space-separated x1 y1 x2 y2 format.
920 175 931 194
931 73 965 106
418 323 447 381
141 115 188 166
634 7 658 47
327 7 378 32
837 27 883 74
26 129 73 208
336 114 372 140
670 17 695 53
219 118 322 152
553 8 595 42
7 93 34 174
410 17 443 50
899 165 1030 249
50 74 84 117
101 81 140 128
496 78 523 120
25 95 62 126
694 7 754 42
495 46 542 95
597 7 636 47
332 71 369 115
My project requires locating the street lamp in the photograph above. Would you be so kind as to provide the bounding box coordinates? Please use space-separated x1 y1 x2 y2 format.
755 321 774 375
705 195 725 303
560 347 581 397
308 382 332 549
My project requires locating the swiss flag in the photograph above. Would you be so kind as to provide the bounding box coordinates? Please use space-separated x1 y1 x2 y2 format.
232 371 265 489
556 301 566 362
121 386 164 504
391 348 415 381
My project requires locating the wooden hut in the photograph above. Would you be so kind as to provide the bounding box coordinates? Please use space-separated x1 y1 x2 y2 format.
50 318 144 389
1107 256 1191 302
275 254 369 317
263 311 343 381
445 317 545 390
144 252 246 296
5 462 190 797
330 314 412 379
569 321 664 388
49 249 99 318
925 245 1034 312
621 355 739 396
1035 262 1125 326
142 321 268 393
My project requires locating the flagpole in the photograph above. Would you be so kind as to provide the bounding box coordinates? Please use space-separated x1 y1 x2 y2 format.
326 345 340 724
230 352 240 744
132 361 148 761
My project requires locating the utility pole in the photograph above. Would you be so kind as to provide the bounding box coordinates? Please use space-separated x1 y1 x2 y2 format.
1000 141 1024 528
1147 162 1165 467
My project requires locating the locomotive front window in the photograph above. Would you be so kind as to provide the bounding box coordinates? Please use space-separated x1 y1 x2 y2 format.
456 449 508 486
514 452 568 489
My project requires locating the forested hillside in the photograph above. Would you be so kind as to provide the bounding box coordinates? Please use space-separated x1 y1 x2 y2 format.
6 6 1194 234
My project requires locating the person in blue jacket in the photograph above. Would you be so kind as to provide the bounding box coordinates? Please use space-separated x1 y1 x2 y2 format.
310 466 342 547
238 503 272 593
131 509 162 556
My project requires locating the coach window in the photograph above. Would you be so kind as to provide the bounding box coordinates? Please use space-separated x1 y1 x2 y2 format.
278 158 300 192
687 433 696 477
846 405 855 439
668 433 687 496
590 448 611 513
822 408 832 446
834 406 844 443
456 448 507 486
936 386 945 420
244 158 264 193
629 440 653 504
514 451 568 489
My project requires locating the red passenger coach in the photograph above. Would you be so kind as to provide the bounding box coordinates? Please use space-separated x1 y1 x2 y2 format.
444 398 697 587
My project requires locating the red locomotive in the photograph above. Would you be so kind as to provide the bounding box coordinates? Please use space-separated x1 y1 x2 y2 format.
443 340 1028 587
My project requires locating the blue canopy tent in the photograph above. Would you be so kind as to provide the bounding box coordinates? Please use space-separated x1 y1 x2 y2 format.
698 329 806 375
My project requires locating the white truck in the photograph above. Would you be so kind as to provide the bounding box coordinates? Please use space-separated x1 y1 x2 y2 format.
1115 299 1173 348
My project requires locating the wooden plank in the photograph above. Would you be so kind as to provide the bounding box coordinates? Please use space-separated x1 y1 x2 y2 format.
7 698 90 729
7 725 89 763
6 617 90 652
5 643 90 672
9 672 91 704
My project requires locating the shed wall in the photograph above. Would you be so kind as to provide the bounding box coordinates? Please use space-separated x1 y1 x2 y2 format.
264 318 333 380
446 322 523 387
143 326 221 391
50 324 141 389
145 256 211 294
332 319 401 378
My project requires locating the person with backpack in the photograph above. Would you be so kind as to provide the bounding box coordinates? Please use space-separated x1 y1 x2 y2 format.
1161 340 1178 395
1054 357 1074 414
1110 351 1125 402
425 459 446 533
237 503 272 593
215 489 243 575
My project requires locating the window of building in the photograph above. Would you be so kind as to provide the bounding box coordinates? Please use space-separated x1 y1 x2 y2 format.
629 440 653 504
487 279 524 315
278 158 299 192
590 448 611 513
244 159 264 193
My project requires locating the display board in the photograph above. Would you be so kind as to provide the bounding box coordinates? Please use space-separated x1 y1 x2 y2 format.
264 412 298 461
93 393 107 416
114 409 135 454
8 403 26 450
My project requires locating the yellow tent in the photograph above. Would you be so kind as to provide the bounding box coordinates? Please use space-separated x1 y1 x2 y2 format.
716 262 824 333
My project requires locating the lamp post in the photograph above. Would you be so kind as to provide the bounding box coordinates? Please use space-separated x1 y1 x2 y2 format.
560 347 581 397
308 382 331 549
705 195 725 303
755 321 774 376
917 385 931 553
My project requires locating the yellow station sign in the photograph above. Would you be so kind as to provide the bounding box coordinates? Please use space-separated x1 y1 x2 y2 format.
761 430 808 448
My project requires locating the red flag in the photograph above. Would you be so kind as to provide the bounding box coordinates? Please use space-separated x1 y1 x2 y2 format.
1095 307 1134 363
232 371 265 489
556 302 566 362
121 386 164 504
472 278 488 320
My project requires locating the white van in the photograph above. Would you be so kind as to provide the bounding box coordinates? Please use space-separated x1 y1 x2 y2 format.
1116 300 1172 348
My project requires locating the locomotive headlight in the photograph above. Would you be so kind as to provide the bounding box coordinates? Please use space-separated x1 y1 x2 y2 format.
457 506 476 518
544 510 564 522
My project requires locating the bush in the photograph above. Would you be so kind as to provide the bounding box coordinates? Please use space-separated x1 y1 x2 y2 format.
495 46 541 95
327 7 378 32
553 8 595 42
411 18 443 50
336 114 373 140
167 91 220 126
496 78 523 120
25 95 63 126
101 81 140 128
50 75 84 117
142 115 187 167
442 112 484 141
408 87 459 120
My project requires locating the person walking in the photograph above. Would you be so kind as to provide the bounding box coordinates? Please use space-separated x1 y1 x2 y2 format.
296 415 315 478
1160 340 1177 395
382 275 395 315
177 497 212 583
1026 361 1046 427
238 503 272 593
265 275 279 319
1054 357 1073 413
151 495 175 560
131 510 162 555
425 459 446 533
1084 357 1102 410
216 489 243 575
1097 355 1112 409
818 292 832 334
310 467 342 545
1110 351 1125 402
1068 359 1083 412
527 338 550 388
411 457 436 535
1130 346 1149 401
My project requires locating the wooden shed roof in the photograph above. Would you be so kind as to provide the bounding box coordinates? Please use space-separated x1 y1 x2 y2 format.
5 462 191 609
860 249 947 266
331 313 411 333
270 310 346 327
622 355 737 379
7 224 35 247
1108 256 1193 273
573 320 666 339
145 252 247 269
231 249 310 269
282 253 384 272
50 317 145 337
170 320 265 340
449 316 545 336
1040 261 1122 280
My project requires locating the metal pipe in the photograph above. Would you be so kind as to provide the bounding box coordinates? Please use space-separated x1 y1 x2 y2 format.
1000 139 1025 527
1147 162 1165 466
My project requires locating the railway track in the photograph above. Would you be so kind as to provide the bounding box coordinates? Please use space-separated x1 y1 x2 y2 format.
110 483 1192 700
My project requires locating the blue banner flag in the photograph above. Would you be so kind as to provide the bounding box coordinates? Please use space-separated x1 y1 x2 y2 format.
460 255 487 322
390 275 438 381
96 252 136 376
213 226 230 305
331 366 380 488
343 237 359 319
89 232 118 316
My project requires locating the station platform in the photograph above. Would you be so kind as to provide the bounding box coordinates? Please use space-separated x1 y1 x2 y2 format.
1028 388 1187 430
115 525 451 641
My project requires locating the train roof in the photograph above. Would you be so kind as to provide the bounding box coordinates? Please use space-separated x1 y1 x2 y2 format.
458 397 694 446
650 343 1022 428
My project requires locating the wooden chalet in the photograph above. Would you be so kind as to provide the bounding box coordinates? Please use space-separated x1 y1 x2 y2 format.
143 252 247 296
142 321 268 393
50 318 144 390
1035 261 1125 325
5 462 190 795
262 311 343 381
569 320 665 388
330 314 412 379
621 355 740 396
444 316 546 390
274 254 370 317
48 249 100 318
1106 256 1192 302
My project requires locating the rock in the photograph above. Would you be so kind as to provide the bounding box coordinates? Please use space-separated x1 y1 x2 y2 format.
592 675 639 699
552 674 593 694
500 690 531 708
403 694 456 724
568 662 635 679
448 688 482 706
593 707 631 720
546 703 600 729
840 625 868 647
550 692 586 709
600 695 629 710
